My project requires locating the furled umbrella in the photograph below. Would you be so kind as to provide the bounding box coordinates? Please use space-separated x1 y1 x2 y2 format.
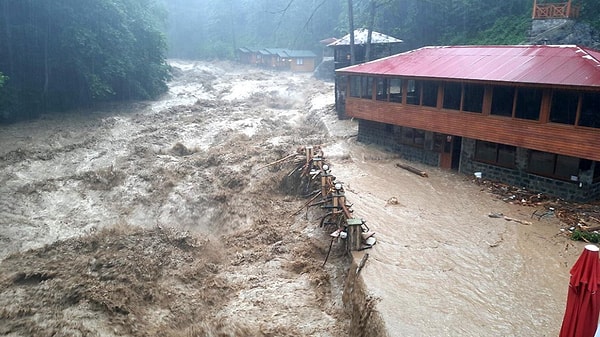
560 244 600 337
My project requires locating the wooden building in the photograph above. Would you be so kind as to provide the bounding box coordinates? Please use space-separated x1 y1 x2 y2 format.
327 29 404 69
335 45 600 201
281 50 317 73
329 29 404 118
238 48 317 72
236 47 262 65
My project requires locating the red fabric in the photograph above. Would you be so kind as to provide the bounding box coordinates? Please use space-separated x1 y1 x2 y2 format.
560 247 600 337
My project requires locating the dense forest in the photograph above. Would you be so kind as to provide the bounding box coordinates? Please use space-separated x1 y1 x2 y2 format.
1 0 599 122
0 0 170 122
165 0 600 58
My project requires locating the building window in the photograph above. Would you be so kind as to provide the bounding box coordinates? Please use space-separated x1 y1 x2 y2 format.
514 88 542 120
406 80 420 105
349 76 374 99
528 151 555 176
376 78 388 101
474 141 516 168
400 127 425 148
491 86 515 117
361 77 374 99
579 92 600 128
443 82 462 111
296 58 304 65
550 90 579 125
389 78 402 103
463 84 484 113
349 76 360 98
528 150 580 181
422 81 438 107
433 133 452 153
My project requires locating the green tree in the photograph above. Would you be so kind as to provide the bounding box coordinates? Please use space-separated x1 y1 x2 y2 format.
0 0 170 122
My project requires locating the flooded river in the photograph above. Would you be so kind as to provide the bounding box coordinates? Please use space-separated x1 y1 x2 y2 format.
0 59 587 336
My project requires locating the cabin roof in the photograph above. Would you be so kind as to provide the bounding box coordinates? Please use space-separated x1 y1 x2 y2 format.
262 48 288 56
258 48 316 58
283 50 317 58
328 29 403 46
336 45 600 88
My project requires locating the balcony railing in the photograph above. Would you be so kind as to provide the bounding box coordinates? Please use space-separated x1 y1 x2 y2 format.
533 2 580 19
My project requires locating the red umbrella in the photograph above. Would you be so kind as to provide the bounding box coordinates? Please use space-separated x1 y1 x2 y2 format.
560 244 600 337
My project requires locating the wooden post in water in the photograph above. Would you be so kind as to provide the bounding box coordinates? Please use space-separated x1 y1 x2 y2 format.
346 218 363 251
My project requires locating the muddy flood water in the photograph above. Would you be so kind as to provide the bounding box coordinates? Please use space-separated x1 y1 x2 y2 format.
327 149 584 336
0 60 589 337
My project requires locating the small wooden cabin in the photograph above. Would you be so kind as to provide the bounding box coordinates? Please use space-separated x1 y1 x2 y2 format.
261 48 288 69
336 45 600 201
284 50 317 72
252 48 317 72
236 47 261 65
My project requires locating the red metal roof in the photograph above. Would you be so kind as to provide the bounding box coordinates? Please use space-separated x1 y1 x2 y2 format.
336 45 600 88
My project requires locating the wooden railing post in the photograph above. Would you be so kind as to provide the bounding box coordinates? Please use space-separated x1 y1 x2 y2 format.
346 218 363 251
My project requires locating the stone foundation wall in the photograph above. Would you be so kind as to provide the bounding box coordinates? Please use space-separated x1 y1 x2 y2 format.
461 138 600 202
357 119 440 166
356 119 600 202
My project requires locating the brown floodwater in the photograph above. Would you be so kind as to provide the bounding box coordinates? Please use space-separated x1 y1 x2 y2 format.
326 144 583 337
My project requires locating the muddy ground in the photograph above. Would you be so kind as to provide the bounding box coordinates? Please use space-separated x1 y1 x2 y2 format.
0 60 594 337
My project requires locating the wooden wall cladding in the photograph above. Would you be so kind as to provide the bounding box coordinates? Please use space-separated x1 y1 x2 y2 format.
346 98 600 161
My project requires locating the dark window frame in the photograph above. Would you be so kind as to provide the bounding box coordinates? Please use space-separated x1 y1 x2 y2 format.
442 82 462 111
579 92 600 129
349 76 361 98
474 141 516 168
360 77 374 99
389 78 403 103
400 127 425 149
490 86 515 118
528 150 581 182
376 78 389 101
421 81 439 107
514 87 542 121
549 90 579 125
462 83 484 113
406 80 421 105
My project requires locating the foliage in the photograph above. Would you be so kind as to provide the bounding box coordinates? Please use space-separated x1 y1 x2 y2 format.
0 0 170 122
460 15 531 45
571 230 600 243
580 0 600 30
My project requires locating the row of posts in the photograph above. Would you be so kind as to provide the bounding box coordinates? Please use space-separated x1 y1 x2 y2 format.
303 145 372 252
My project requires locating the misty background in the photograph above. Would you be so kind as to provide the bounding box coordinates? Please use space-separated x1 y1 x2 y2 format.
1 0 599 122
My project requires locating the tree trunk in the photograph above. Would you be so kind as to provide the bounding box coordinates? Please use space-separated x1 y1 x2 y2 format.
3 0 14 76
347 0 355 65
365 0 376 62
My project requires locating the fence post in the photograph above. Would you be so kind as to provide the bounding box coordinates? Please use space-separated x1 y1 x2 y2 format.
346 218 363 252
